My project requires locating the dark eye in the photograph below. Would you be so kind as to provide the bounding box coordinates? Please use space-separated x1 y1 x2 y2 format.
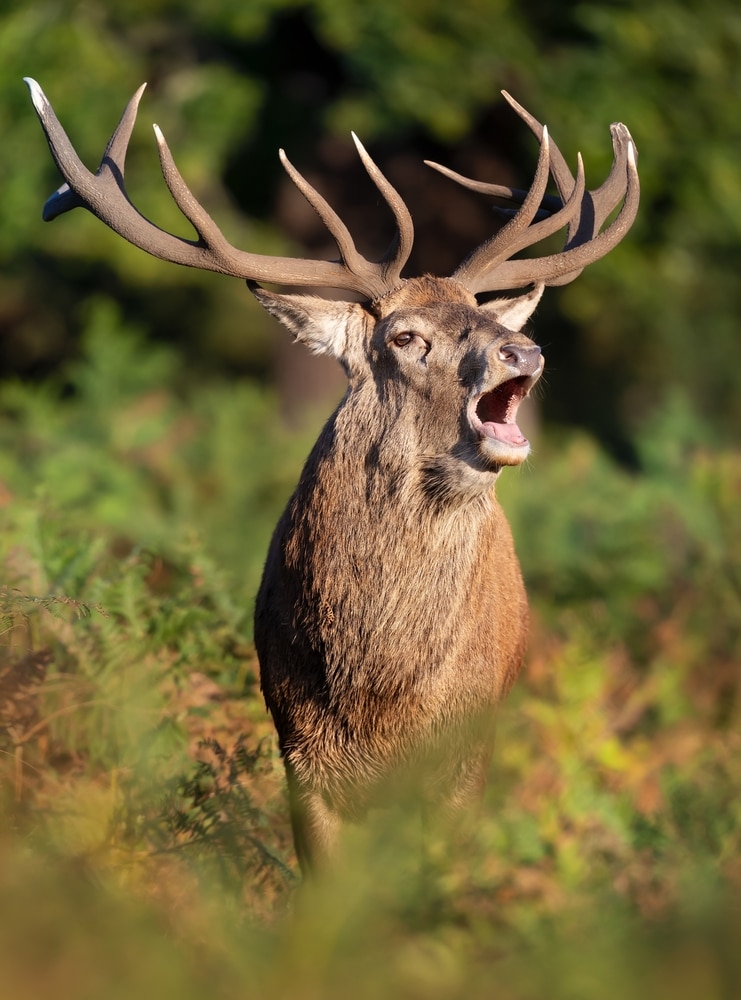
393 332 415 347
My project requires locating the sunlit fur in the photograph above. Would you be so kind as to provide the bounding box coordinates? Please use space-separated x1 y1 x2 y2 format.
253 275 544 872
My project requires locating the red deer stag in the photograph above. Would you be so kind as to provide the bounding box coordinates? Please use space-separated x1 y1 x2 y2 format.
26 79 639 872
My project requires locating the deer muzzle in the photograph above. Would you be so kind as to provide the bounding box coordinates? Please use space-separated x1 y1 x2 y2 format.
468 350 544 463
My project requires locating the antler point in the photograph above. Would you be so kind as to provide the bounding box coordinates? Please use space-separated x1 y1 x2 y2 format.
501 90 524 115
351 132 368 157
152 123 167 149
24 76 48 114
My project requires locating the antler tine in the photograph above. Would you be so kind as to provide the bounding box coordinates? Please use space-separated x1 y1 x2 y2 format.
423 159 563 214
278 137 413 295
28 78 196 260
584 121 635 233
488 152 587 262
25 77 145 223
277 147 370 279
504 93 635 238
501 91 576 203
351 133 414 283
500 89 593 263
25 79 406 299
485 135 638 291
544 124 639 287
153 122 242 258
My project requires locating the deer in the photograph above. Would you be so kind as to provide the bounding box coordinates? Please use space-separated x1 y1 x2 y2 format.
26 78 639 873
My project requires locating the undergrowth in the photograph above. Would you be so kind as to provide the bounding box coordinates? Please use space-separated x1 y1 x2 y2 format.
0 311 739 998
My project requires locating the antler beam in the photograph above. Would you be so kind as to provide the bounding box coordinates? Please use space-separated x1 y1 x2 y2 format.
24 78 412 301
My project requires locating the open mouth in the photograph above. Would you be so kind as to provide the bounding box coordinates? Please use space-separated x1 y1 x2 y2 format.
469 375 531 448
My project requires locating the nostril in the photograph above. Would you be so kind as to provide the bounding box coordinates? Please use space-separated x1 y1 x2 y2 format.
498 343 542 374
499 343 539 362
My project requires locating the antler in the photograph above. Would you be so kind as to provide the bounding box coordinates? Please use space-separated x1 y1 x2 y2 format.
26 79 638 300
425 90 639 294
24 78 413 301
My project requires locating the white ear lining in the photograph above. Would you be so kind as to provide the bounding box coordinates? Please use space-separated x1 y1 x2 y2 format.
479 283 545 331
250 287 368 360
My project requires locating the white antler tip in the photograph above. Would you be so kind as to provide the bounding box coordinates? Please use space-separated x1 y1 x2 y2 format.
24 77 49 114
500 90 525 115
627 140 637 166
350 131 368 156
278 148 299 176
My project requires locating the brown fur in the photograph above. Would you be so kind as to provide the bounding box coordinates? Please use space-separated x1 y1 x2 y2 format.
253 275 545 871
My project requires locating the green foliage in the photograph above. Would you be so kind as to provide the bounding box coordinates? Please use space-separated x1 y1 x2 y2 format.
0 296 309 587
526 0 741 444
312 0 536 138
159 735 296 890
503 396 741 670
0 310 302 866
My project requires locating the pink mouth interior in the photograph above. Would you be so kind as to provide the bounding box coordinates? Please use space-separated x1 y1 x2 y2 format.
475 377 529 446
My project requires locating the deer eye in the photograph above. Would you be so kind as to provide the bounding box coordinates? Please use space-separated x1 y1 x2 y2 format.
392 332 416 347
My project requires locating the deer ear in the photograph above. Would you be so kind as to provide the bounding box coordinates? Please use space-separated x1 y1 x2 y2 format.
479 283 545 332
250 283 369 359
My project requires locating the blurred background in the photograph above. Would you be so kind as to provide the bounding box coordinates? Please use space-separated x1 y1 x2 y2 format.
0 1 740 998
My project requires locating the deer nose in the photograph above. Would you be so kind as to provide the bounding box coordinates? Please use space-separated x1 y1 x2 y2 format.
498 343 542 376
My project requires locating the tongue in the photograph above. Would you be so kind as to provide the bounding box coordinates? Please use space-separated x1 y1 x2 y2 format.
475 378 530 447
482 421 528 446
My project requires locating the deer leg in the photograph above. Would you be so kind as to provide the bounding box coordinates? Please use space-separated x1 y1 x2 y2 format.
444 736 496 814
285 764 343 875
